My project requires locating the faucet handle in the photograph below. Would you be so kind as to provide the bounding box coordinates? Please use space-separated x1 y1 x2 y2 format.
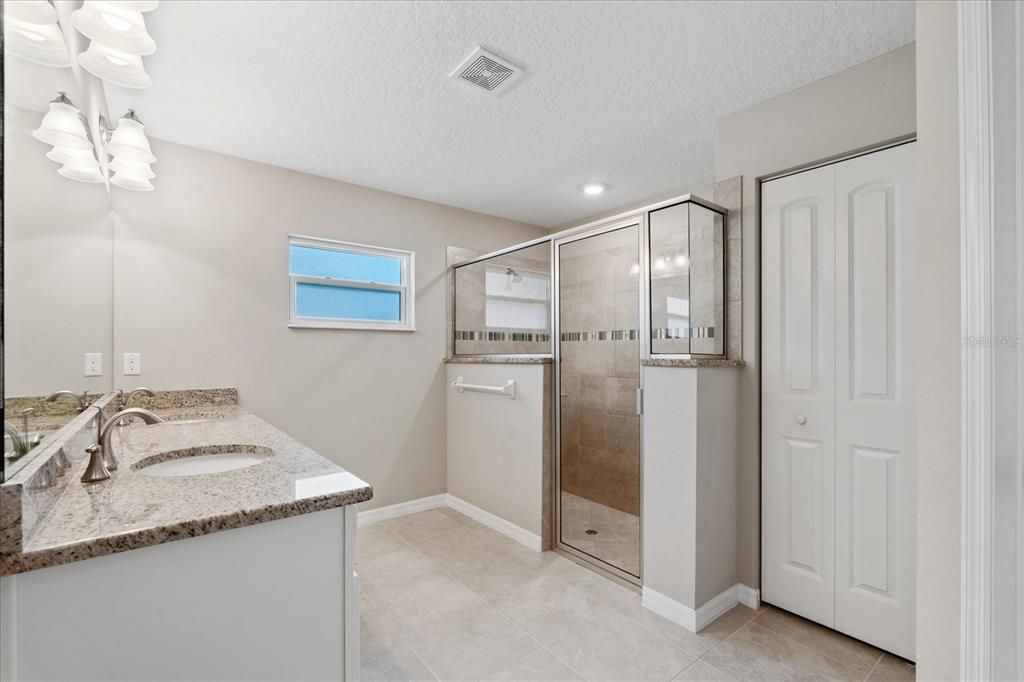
81 443 111 484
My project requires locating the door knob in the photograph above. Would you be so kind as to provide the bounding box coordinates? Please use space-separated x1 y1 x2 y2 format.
795 415 807 425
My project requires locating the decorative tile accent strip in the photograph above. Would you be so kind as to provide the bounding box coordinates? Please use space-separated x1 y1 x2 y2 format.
455 330 551 342
651 326 716 340
560 329 639 342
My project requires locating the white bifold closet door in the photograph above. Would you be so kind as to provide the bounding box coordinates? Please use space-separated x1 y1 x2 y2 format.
761 142 916 660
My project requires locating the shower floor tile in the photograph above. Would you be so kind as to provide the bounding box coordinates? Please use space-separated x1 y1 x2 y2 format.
359 507 913 681
559 491 640 576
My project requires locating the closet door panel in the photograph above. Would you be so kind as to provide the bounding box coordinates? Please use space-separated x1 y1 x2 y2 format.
761 165 837 627
834 143 916 660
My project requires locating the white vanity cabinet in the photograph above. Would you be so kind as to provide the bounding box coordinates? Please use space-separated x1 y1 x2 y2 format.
0 507 360 681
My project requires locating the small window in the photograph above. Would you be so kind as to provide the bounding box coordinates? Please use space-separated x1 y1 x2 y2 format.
288 235 414 331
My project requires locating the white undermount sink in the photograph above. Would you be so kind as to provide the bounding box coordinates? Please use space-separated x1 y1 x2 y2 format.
133 445 272 477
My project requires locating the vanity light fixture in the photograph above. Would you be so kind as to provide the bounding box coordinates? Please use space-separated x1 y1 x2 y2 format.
109 156 156 179
32 93 92 149
581 183 606 196
105 110 157 163
71 1 158 56
33 95 156 190
3 1 72 67
78 41 152 88
673 251 691 269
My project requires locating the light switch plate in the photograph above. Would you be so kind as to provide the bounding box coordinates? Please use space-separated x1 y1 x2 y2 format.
84 353 102 377
123 352 141 376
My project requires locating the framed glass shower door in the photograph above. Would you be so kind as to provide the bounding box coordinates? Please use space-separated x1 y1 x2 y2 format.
555 221 642 582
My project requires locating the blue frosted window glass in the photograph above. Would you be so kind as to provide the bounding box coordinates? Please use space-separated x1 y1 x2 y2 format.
295 283 401 322
290 244 401 284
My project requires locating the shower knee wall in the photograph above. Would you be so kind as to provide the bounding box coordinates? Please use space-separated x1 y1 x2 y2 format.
642 366 740 610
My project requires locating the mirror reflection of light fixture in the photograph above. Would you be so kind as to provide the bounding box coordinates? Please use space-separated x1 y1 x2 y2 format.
58 163 106 184
32 94 92 149
3 2 71 67
47 147 98 165
109 157 155 179
71 1 158 56
105 110 156 163
673 251 690 269
629 262 640 277
78 41 152 88
110 172 154 192
653 256 669 272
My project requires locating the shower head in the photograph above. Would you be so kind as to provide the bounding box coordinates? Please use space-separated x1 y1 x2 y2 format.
505 267 523 283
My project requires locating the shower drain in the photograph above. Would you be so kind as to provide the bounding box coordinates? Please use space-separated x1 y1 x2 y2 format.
585 529 598 535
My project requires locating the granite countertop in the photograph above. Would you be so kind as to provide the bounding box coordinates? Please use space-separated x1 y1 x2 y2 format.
2 405 372 575
641 357 745 368
445 356 553 364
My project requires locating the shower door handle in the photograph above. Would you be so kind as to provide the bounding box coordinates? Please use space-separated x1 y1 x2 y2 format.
636 388 644 416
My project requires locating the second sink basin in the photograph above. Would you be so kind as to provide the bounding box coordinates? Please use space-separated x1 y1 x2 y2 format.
133 444 272 477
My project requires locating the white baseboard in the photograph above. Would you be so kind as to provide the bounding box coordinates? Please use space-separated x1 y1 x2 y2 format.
642 587 698 631
444 494 543 551
642 583 760 633
737 584 761 610
357 494 447 527
356 493 542 552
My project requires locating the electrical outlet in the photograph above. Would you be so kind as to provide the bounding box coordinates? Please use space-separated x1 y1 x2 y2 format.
123 352 141 376
84 353 102 377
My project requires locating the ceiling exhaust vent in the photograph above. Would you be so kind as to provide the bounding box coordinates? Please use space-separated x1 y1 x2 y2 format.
451 47 522 94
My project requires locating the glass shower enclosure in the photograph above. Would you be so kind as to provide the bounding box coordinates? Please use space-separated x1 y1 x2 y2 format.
555 220 643 581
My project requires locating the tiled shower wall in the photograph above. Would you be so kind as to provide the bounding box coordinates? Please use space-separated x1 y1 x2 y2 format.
559 241 641 517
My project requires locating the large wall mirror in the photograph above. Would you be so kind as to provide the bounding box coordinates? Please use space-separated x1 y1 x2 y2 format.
3 105 114 480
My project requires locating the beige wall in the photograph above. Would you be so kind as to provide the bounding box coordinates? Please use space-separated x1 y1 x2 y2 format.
914 2 960 678
714 43 917 588
3 107 114 398
111 139 545 509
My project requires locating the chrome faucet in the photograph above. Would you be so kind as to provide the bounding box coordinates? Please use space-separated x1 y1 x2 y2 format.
43 390 88 412
118 386 156 410
4 422 31 460
81 407 165 484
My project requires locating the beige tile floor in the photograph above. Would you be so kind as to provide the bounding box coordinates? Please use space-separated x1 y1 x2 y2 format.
560 492 641 577
359 508 916 681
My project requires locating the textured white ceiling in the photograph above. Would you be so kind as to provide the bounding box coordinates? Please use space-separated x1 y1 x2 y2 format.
5 1 914 227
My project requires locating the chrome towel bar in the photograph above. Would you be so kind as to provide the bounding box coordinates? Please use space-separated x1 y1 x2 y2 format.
450 376 516 399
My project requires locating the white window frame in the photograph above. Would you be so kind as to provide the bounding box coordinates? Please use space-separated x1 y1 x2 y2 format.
287 234 415 332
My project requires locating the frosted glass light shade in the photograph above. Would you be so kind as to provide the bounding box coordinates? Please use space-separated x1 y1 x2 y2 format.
110 173 154 191
78 41 152 88
59 163 106 183
5 1 58 25
71 1 156 55
47 147 99 166
4 18 71 67
32 100 92 150
106 113 156 163
109 157 155 179
107 0 160 11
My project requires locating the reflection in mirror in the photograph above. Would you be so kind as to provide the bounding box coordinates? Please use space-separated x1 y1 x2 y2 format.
453 241 552 355
2 107 113 480
649 199 725 356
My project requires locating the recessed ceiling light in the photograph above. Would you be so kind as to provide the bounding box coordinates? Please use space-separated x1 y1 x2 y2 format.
581 183 606 196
